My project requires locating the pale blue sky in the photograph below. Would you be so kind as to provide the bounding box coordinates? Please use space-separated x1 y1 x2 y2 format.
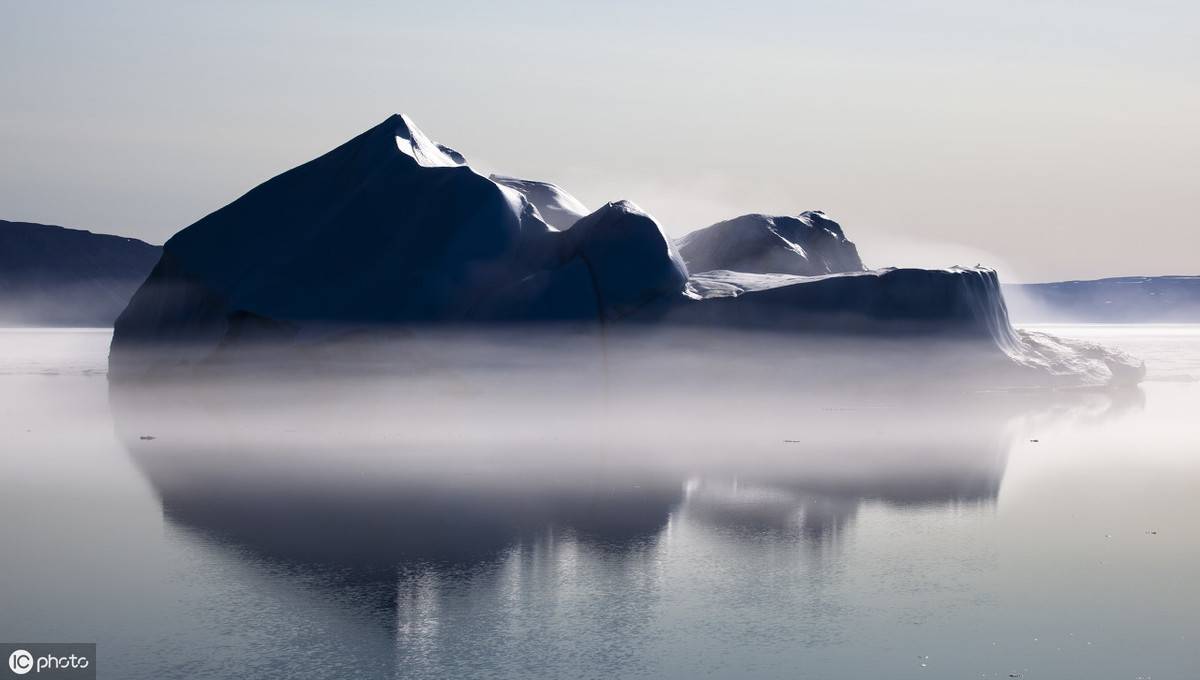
2 0 1197 280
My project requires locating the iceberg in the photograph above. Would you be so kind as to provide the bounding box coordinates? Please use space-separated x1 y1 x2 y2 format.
110 113 1143 388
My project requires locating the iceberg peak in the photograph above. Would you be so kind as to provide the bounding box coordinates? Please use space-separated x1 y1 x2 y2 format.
375 113 465 168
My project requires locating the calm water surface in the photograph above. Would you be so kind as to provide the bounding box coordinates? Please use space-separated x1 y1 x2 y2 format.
1 326 1197 679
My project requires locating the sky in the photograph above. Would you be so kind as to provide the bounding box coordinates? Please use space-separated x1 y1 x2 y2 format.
1 0 1197 282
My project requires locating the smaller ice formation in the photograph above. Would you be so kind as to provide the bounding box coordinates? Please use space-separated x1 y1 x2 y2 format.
678 267 1012 338
673 266 1143 387
677 211 864 276
1007 329 1147 386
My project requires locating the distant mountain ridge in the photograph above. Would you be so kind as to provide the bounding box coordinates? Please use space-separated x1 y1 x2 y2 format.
1005 276 1200 323
0 220 161 326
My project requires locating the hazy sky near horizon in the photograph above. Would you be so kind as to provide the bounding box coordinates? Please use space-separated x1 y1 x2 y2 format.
2 0 1197 282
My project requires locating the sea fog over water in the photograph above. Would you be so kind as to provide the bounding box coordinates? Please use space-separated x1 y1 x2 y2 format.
1 326 1198 679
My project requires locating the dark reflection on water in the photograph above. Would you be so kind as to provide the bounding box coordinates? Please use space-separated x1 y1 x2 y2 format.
110 382 1028 566
102 355 1144 678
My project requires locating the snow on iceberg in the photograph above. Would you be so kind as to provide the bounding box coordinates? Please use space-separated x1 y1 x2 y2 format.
490 175 590 231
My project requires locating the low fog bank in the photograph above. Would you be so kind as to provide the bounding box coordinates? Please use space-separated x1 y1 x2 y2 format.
108 324 1143 393
0 284 141 328
107 332 1144 571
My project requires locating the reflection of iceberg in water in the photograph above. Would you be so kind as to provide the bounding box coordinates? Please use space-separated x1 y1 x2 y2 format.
110 375 1143 565
675 407 1012 547
108 365 1141 675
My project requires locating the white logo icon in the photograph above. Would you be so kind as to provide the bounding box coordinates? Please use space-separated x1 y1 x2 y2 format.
8 649 33 675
